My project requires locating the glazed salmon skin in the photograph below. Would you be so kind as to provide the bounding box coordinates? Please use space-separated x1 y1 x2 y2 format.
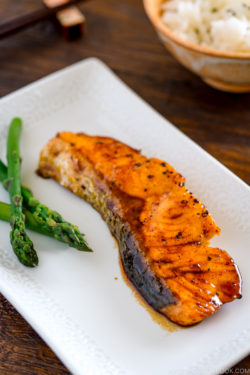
37 132 242 326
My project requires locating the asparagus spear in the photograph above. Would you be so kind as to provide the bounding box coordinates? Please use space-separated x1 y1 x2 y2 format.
0 160 92 252
6 118 38 267
22 187 92 251
0 201 57 238
0 201 83 245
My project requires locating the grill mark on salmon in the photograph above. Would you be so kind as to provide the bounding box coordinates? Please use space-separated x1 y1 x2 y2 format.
37 132 242 326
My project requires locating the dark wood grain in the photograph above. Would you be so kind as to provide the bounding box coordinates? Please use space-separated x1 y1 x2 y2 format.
0 0 249 374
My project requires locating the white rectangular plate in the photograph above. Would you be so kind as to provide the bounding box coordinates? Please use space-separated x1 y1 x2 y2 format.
0 58 249 375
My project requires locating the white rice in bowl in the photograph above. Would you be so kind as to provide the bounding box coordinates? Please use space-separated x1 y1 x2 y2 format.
161 0 250 52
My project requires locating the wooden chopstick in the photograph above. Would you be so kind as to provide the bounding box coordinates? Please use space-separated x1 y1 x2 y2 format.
0 0 88 40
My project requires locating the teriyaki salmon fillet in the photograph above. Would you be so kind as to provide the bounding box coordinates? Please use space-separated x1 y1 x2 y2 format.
37 132 242 326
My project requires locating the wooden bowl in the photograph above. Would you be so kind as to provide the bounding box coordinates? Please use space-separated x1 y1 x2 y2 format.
143 0 250 93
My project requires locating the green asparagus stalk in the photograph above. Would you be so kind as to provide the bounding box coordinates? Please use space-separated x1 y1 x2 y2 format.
0 160 92 252
0 201 57 238
22 187 92 251
0 201 82 244
6 118 38 267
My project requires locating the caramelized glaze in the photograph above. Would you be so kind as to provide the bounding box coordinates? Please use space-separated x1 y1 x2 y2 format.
37 132 242 326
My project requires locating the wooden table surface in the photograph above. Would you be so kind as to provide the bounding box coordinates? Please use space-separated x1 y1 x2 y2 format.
0 0 249 374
